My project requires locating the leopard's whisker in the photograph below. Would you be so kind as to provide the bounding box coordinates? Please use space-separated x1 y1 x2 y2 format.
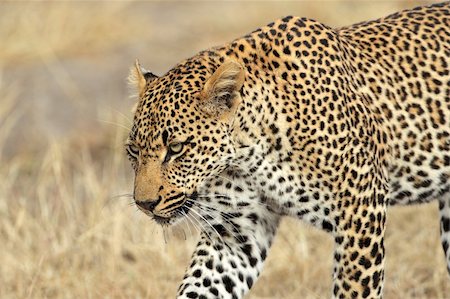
189 208 226 245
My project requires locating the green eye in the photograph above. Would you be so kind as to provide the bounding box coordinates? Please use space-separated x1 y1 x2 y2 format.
126 144 140 158
169 142 183 154
164 142 185 163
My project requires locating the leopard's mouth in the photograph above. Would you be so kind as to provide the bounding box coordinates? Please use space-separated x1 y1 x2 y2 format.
151 193 196 226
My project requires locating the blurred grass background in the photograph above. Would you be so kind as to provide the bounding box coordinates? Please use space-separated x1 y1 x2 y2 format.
1 1 449 298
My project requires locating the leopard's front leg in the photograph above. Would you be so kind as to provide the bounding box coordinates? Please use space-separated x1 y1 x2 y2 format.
176 185 280 298
332 175 388 299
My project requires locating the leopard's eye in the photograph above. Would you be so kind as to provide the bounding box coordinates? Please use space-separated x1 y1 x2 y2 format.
164 142 185 163
126 144 140 159
169 142 183 154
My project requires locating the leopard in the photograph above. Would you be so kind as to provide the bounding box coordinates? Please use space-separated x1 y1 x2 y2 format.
125 2 450 298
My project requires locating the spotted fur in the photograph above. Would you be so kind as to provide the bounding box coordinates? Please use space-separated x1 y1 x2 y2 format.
126 3 450 298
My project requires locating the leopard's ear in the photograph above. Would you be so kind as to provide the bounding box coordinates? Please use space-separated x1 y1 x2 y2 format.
200 60 245 120
128 59 158 98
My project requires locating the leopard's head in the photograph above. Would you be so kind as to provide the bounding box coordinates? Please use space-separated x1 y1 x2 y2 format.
126 56 245 225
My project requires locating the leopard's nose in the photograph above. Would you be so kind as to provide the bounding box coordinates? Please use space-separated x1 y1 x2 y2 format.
136 198 161 212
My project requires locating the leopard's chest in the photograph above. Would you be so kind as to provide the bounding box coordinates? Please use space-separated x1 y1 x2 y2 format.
232 152 335 229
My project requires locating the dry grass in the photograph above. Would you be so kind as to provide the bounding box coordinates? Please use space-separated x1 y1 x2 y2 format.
1 1 449 299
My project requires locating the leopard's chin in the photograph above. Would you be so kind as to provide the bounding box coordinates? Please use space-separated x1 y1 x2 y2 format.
152 214 173 226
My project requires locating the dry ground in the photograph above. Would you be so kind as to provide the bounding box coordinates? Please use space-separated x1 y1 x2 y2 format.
1 1 449 298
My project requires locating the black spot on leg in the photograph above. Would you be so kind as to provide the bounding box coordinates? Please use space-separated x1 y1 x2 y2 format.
193 269 202 278
246 276 254 289
442 217 450 232
222 275 236 293
209 287 219 296
203 278 211 287
322 220 333 231
186 291 198 298
362 287 371 298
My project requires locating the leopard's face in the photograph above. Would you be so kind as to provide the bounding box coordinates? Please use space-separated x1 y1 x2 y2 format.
126 58 245 225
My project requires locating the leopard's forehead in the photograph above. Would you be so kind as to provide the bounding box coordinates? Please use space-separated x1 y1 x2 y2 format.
130 55 221 148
